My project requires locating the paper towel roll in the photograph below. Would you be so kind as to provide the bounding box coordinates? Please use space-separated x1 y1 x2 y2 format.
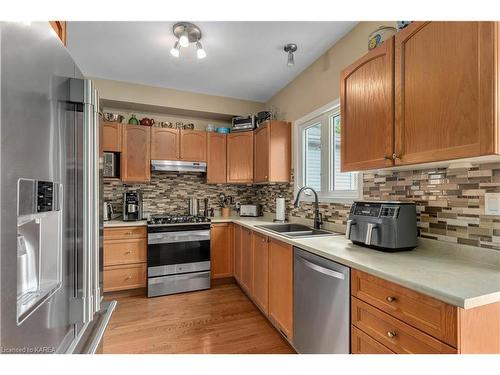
275 197 286 221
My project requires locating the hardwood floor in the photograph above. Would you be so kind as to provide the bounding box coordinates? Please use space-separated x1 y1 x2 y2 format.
102 282 296 354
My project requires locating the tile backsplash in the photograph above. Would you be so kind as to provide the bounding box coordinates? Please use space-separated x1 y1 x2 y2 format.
104 163 500 251
104 172 256 215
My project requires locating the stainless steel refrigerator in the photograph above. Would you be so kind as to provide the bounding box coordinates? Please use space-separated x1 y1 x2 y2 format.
0 22 115 354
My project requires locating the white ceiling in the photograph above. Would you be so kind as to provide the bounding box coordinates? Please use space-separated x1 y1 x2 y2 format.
67 21 357 102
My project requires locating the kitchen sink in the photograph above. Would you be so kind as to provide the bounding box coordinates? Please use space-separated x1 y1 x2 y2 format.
255 224 342 238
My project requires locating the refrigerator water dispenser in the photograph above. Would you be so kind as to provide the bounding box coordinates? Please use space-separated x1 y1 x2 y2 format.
17 179 62 324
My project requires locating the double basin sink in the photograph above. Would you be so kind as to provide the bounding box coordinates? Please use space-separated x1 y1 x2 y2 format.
255 223 342 239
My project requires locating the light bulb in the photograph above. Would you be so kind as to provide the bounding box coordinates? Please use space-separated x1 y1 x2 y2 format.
287 51 294 67
196 41 206 59
179 30 189 47
170 40 180 57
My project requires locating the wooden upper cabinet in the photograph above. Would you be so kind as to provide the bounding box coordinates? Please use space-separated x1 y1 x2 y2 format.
394 22 496 165
252 231 269 314
180 130 207 161
121 125 151 182
49 21 66 45
151 128 179 160
254 121 291 183
102 121 122 152
341 37 395 172
210 223 233 279
227 132 254 183
268 238 293 339
207 132 227 184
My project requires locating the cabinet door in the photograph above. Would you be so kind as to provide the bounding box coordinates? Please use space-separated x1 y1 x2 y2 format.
351 326 394 354
233 225 242 282
151 128 179 160
340 38 394 172
227 132 254 183
268 238 293 339
102 122 122 152
180 130 207 161
252 231 269 313
268 121 291 183
210 223 233 279
240 227 254 294
207 133 227 184
254 124 270 183
49 21 66 45
395 22 495 165
121 125 151 182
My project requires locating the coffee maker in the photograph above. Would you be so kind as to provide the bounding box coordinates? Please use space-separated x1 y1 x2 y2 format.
123 191 143 221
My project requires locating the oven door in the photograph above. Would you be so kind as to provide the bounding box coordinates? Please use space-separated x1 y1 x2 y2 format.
147 229 211 277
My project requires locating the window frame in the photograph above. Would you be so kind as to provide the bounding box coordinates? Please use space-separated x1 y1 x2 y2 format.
294 98 362 204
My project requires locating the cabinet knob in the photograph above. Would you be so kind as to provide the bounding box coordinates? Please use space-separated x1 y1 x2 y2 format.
392 153 401 160
126 275 132 280
125 231 132 235
386 296 396 302
125 250 132 255
387 331 397 338
384 155 392 160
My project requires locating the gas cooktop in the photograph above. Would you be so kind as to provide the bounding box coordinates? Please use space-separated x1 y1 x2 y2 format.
147 214 211 225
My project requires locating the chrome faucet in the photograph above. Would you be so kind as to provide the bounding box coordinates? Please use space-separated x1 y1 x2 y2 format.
293 186 323 229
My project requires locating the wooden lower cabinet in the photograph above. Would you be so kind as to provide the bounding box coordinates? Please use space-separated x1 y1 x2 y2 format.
240 227 254 294
351 326 394 354
268 238 293 340
103 226 147 292
104 263 147 292
252 231 269 313
352 297 457 354
210 223 233 279
351 268 500 354
233 225 242 282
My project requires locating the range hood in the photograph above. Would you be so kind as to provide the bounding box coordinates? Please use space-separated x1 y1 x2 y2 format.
151 160 207 173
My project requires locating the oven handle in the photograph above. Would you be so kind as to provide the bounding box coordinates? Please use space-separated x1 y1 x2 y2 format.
148 230 210 244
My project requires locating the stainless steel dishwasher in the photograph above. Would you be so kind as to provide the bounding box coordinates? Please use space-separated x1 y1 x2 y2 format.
293 247 350 354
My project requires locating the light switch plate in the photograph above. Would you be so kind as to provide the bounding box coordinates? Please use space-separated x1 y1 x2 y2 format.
484 193 500 215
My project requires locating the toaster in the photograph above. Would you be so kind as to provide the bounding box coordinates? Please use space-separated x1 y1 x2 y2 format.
346 201 417 252
240 204 262 217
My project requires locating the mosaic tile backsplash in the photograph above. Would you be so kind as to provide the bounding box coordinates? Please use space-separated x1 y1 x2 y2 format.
104 163 500 251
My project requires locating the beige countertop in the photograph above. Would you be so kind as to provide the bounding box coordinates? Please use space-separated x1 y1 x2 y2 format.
104 219 148 227
104 216 500 309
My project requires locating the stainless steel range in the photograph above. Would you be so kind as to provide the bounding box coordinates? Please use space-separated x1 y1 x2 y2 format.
147 215 211 297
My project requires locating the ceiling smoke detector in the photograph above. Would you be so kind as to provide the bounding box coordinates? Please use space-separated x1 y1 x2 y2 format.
170 22 206 59
284 43 297 67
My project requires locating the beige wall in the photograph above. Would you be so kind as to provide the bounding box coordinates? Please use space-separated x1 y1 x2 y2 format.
267 21 396 122
93 78 265 117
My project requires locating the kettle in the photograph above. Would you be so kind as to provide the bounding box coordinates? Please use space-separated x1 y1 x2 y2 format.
103 202 114 221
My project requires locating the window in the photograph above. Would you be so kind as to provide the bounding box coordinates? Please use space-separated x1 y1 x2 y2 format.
295 99 361 202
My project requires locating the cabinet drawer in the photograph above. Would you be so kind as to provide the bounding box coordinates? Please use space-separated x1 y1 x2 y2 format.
351 269 457 347
352 297 457 354
104 238 147 266
104 263 146 292
104 226 146 240
351 326 394 354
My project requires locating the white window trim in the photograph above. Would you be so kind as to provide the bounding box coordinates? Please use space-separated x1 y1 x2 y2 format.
293 98 363 204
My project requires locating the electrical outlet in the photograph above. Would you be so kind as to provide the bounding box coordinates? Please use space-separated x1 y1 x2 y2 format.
484 193 500 215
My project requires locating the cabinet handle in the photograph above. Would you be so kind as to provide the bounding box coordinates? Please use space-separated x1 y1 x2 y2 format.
387 331 397 338
125 275 132 280
392 153 401 160
125 250 132 255
125 231 133 235
384 155 392 160
386 296 396 302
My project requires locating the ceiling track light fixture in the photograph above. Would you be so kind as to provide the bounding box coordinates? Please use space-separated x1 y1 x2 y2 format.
170 22 206 59
284 43 297 67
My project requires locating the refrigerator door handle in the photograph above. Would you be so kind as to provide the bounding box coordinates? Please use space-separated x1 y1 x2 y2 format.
86 300 116 354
